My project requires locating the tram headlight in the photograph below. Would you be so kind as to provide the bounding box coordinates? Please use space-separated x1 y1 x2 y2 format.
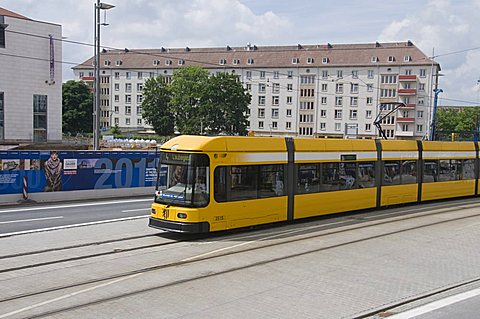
177 213 187 219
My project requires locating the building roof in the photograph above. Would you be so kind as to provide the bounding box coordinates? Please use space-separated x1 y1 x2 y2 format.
0 7 30 20
73 41 439 70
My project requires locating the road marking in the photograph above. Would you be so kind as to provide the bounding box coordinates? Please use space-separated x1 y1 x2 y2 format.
122 208 149 213
0 198 153 214
0 273 141 319
388 287 480 319
0 215 149 238
0 216 63 225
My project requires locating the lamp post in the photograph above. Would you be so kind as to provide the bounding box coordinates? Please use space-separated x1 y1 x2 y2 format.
429 88 443 141
93 0 114 150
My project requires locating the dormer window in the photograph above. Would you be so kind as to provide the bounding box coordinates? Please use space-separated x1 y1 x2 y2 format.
371 56 378 63
165 60 172 65
307 57 314 64
104 60 111 66
388 56 395 62
247 58 254 65
219 59 227 65
292 57 299 64
404 55 412 62
322 57 329 64
153 60 160 66
178 59 185 65
115 60 122 66
233 59 240 65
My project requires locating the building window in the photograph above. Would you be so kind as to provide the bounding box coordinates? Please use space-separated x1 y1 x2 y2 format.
418 98 425 106
259 121 264 129
367 84 373 92
334 110 342 119
246 71 252 79
337 70 343 78
137 119 142 126
260 71 265 79
420 69 427 77
287 71 293 79
292 57 299 64
365 123 371 131
286 109 292 117
114 106 119 113
404 55 412 62
272 109 279 118
219 59 227 65
125 106 131 115
136 95 143 103
286 122 291 130
350 83 359 93
419 83 425 91
126 72 131 80
0 23 5 48
126 118 131 125
272 96 279 105
233 59 240 65
114 118 119 125
367 97 373 105
321 84 328 92
350 97 358 106
33 95 48 142
335 123 341 131
417 124 423 132
336 83 343 94
335 96 343 106
366 110 372 118
307 57 314 64
272 83 280 94
273 71 279 79
258 108 265 118
388 56 395 62
322 70 328 78
125 83 132 92
417 111 424 118
287 96 292 104
381 75 397 84
114 72 120 80
258 96 265 106
137 72 143 79
247 58 254 65
321 97 327 105
125 95 131 103
320 109 327 117
402 124 410 131
178 59 185 65
246 83 251 91
349 110 358 120
259 83 266 93
367 70 374 78
271 121 278 129
320 122 326 130
114 83 119 91
114 95 119 102
287 84 293 91
352 70 358 78
137 83 143 91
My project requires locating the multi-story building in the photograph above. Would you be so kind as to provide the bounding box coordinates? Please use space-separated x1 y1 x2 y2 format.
73 41 440 139
0 7 62 143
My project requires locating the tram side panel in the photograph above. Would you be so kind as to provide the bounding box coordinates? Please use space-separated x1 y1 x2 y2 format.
421 141 476 201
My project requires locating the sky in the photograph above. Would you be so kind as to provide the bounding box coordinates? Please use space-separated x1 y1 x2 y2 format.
2 0 480 106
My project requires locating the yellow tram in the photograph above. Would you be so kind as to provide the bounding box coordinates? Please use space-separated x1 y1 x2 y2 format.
149 135 478 233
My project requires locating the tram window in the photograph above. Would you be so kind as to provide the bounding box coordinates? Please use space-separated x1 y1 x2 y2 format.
339 162 357 190
358 162 375 188
320 162 340 192
214 167 227 202
439 160 461 182
297 164 319 194
423 160 438 182
259 165 286 198
230 166 258 200
463 159 475 180
401 160 417 184
383 161 401 185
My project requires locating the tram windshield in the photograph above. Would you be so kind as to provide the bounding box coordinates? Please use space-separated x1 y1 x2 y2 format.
155 152 210 208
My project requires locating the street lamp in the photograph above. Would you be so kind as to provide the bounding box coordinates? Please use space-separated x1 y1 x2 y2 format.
93 0 114 150
429 88 443 141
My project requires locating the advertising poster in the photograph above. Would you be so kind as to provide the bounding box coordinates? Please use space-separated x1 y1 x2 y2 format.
0 150 159 195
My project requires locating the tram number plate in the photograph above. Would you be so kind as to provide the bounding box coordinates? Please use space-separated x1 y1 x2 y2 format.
162 208 169 219
213 215 225 221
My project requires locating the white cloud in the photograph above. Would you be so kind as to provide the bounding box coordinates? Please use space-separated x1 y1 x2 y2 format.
379 0 480 105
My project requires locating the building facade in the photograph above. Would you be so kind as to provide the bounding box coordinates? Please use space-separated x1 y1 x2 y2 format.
0 7 62 143
73 41 440 139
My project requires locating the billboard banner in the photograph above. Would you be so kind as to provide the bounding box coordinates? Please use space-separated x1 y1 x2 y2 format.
0 150 159 195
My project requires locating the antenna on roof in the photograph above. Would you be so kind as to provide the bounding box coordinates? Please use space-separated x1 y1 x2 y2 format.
297 44 303 49
226 45 231 51
253 45 257 50
124 48 129 53
407 40 413 46
185 46 190 52
327 43 333 48
161 47 166 52
375 41 381 47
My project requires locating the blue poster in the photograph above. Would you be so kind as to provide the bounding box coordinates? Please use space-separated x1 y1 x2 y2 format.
0 150 159 195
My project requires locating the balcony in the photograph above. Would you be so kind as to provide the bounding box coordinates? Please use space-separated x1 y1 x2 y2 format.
395 131 414 137
396 117 415 122
401 104 416 108
399 75 418 81
398 89 417 95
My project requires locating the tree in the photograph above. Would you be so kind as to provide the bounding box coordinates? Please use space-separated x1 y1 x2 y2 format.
141 76 174 136
206 72 251 135
169 66 210 134
62 80 93 135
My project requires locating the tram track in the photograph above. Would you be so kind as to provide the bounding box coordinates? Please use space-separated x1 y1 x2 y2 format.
2 200 480 318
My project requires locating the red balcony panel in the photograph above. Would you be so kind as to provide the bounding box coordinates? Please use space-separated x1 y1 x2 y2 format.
396 117 415 122
81 76 95 81
401 104 416 108
398 89 417 95
399 75 418 81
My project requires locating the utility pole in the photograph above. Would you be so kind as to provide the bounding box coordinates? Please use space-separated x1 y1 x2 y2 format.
429 88 443 141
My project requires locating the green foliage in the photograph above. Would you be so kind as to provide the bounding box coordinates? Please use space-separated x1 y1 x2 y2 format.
169 66 210 134
111 123 121 136
62 80 93 135
141 76 174 136
436 107 480 132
